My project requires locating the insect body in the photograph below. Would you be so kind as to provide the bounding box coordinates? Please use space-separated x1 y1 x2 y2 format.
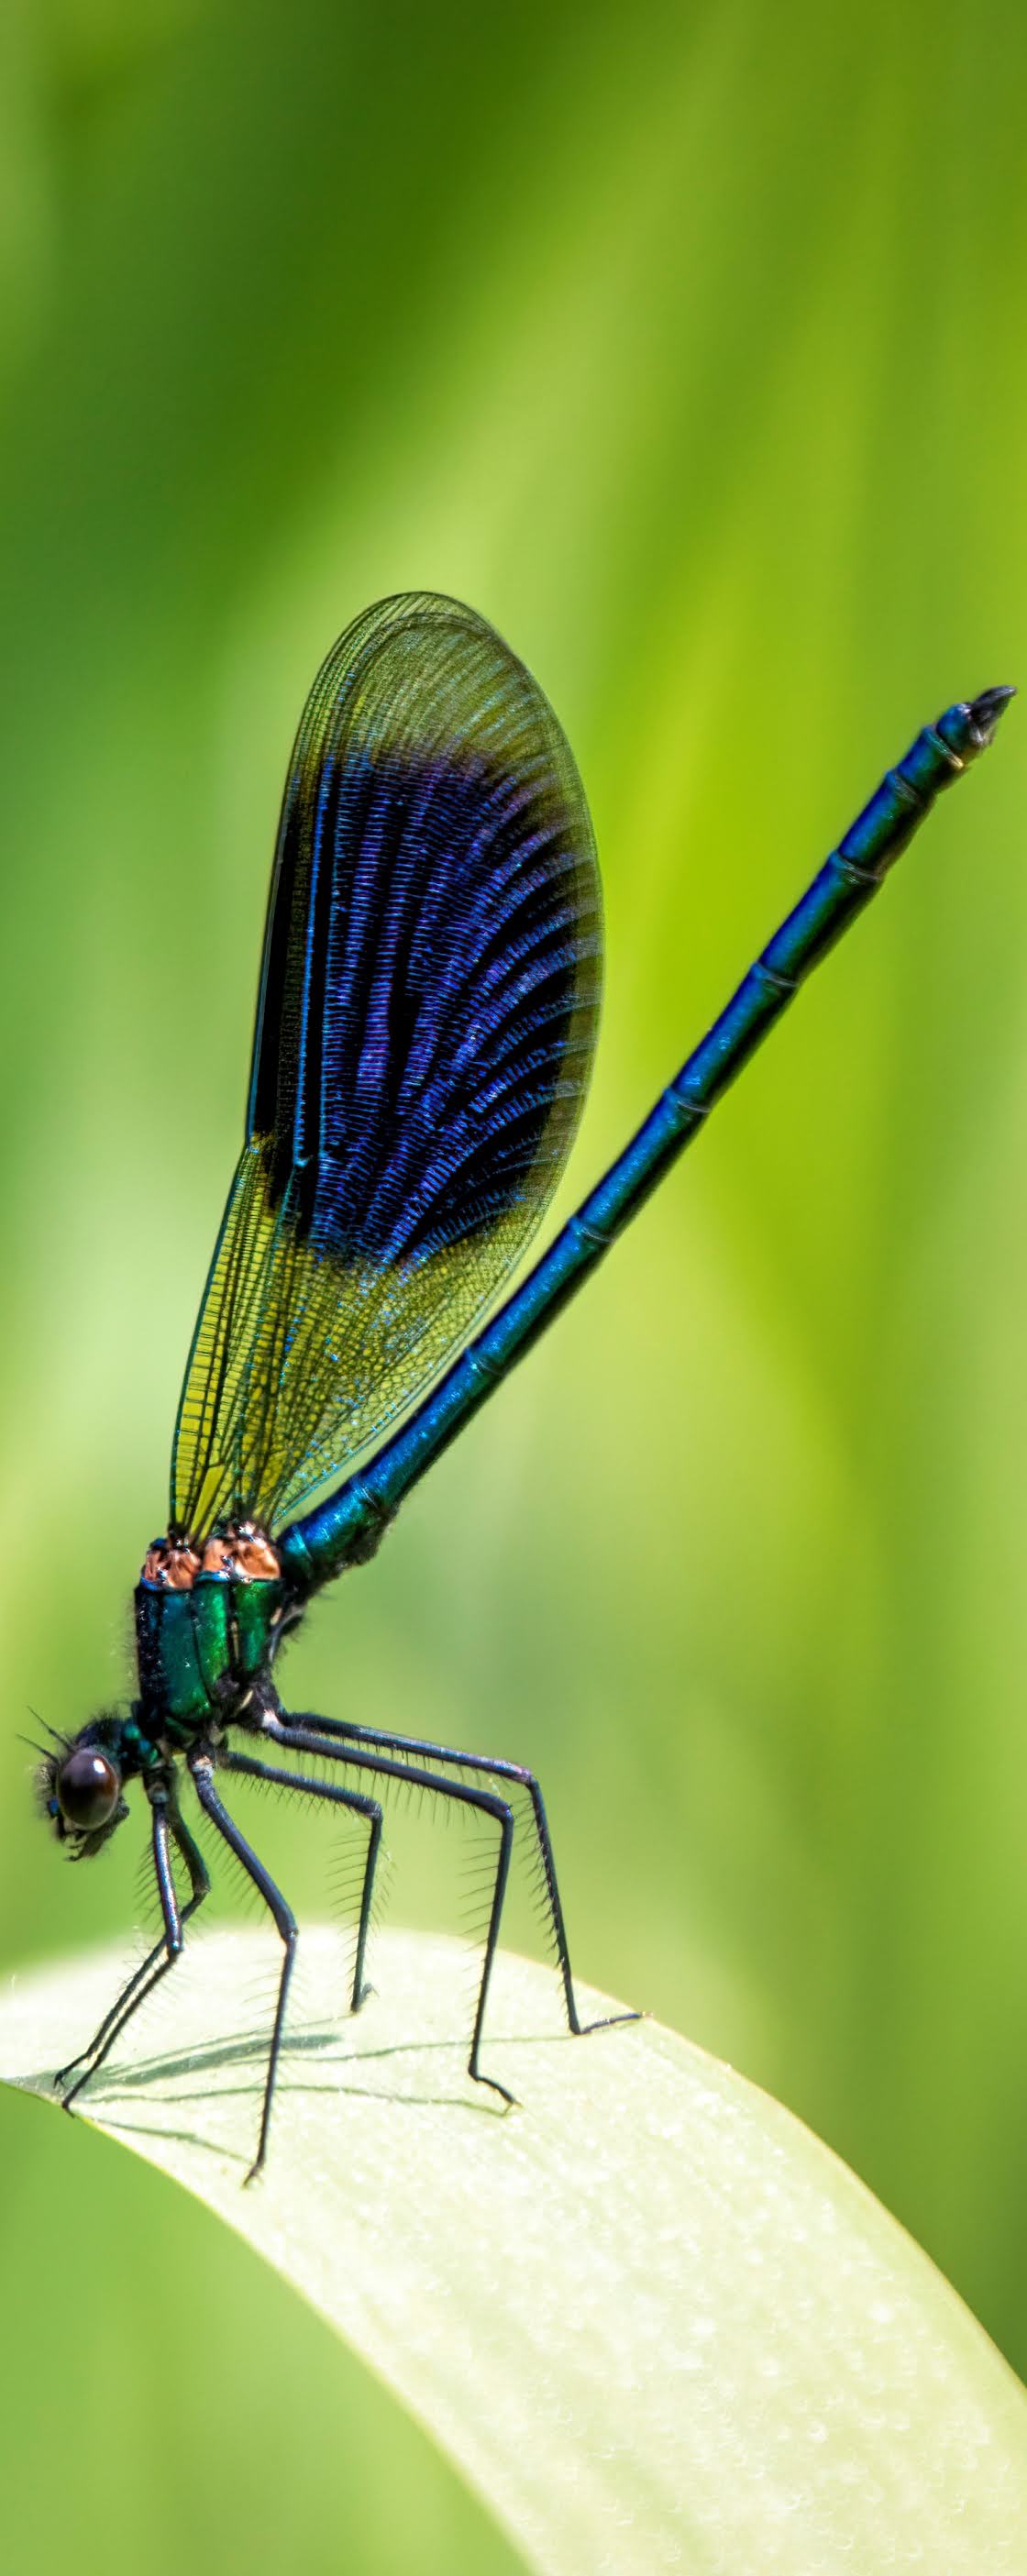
39 593 1012 2176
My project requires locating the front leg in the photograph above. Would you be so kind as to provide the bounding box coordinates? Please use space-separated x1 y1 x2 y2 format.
57 1788 198 2108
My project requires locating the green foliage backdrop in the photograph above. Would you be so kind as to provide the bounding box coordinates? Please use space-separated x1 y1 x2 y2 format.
1 4 1024 2570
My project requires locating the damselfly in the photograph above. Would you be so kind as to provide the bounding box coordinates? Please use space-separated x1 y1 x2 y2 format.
37 593 1012 2174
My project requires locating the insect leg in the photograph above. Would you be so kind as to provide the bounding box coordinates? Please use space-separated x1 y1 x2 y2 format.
264 1715 516 2107
271 1708 636 2041
188 1754 297 2183
56 1804 210 2090
223 1747 382 2012
58 1792 201 2106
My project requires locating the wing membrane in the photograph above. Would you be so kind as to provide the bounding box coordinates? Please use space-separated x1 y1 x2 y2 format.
171 593 602 1539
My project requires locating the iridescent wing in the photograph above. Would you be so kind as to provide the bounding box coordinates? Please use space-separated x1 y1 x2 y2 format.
171 592 602 1541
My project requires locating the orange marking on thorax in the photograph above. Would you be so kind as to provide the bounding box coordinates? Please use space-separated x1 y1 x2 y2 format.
140 1523 282 1588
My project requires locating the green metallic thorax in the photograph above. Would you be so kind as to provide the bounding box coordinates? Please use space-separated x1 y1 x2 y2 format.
134 1575 285 1743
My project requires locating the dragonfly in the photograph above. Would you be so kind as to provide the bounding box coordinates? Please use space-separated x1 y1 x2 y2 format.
36 592 1012 2178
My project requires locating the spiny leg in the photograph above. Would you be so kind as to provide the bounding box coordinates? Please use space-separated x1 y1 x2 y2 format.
188 1753 297 2183
223 1748 382 2011
263 1714 517 2106
277 1706 637 2041
56 1804 210 2088
58 1792 201 2108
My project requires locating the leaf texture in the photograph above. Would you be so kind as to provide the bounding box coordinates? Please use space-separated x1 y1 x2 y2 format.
3 1926 1026 2575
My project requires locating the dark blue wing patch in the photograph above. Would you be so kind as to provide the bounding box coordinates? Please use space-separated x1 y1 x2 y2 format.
172 592 602 1537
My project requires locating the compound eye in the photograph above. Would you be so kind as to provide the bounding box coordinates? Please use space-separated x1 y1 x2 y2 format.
56 1749 121 1832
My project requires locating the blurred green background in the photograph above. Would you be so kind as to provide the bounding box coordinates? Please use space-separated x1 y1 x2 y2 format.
2 0 1025 2566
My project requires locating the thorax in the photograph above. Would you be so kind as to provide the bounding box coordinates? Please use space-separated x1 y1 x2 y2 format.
135 1526 287 1743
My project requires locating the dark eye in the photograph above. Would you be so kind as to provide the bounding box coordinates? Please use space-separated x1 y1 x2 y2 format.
57 1749 121 1832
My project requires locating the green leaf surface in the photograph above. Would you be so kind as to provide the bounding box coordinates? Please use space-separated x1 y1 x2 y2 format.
2 1926 1024 2573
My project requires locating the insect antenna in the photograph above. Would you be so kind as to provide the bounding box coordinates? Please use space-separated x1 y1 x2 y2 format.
26 1708 72 1753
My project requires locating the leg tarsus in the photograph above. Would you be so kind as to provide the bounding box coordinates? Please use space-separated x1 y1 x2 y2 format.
576 2007 644 2037
57 1957 178 2111
471 2069 518 2110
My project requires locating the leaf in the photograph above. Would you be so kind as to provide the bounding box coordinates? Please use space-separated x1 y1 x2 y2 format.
2 1925 1025 2572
